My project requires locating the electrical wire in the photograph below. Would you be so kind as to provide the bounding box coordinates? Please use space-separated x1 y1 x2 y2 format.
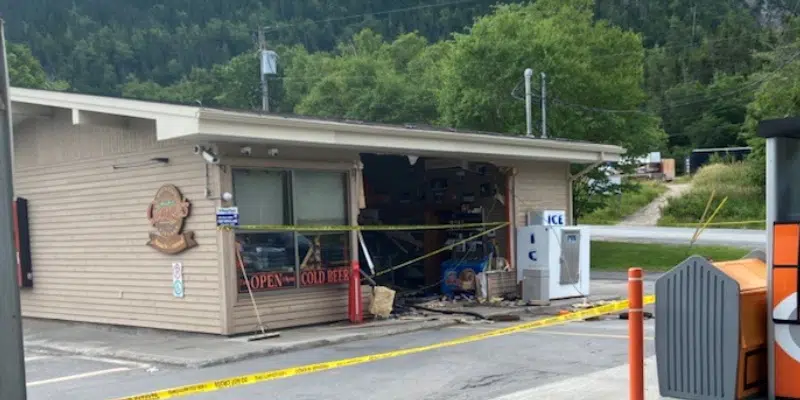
263 0 491 33
257 3 800 62
511 48 800 120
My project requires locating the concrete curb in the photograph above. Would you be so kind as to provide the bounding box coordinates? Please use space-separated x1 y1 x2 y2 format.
25 318 460 369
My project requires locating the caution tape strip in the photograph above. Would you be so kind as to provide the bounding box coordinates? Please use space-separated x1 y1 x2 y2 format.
676 220 765 227
114 294 656 400
220 222 507 232
370 223 509 279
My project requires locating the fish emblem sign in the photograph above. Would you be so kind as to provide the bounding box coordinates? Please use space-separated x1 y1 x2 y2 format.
146 184 198 254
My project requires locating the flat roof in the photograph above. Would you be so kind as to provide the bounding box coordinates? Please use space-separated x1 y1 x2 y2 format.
691 146 752 153
758 117 800 139
10 87 626 163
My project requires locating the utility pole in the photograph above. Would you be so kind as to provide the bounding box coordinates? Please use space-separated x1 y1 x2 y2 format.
524 68 533 137
0 18 28 400
540 72 547 139
258 27 269 112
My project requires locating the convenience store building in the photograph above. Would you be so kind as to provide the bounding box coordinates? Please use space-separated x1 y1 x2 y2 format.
9 87 625 335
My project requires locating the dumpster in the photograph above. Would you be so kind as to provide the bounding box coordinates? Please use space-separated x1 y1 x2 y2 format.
655 250 767 400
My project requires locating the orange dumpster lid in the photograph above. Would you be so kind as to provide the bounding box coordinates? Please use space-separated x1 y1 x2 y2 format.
712 258 767 292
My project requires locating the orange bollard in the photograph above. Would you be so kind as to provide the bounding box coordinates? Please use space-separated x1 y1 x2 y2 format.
628 267 644 400
348 260 363 323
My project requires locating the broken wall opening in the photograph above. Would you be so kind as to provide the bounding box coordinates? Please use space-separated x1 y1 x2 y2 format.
357 153 513 298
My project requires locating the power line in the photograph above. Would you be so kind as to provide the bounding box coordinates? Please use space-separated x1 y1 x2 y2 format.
259 2 800 61
513 48 800 118
264 0 489 33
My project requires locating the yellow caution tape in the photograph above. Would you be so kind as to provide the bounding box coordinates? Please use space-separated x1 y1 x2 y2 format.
679 220 765 227
114 295 656 400
370 223 509 279
221 222 507 232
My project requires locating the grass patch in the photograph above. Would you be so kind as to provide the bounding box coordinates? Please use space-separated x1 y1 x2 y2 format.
671 175 693 184
591 241 749 272
579 180 667 225
659 162 765 229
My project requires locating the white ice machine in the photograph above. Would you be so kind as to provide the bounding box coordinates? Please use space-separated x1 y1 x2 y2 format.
516 210 590 300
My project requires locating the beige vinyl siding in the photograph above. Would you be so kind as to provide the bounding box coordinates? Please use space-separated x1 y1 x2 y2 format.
232 285 372 334
512 161 570 227
13 117 223 334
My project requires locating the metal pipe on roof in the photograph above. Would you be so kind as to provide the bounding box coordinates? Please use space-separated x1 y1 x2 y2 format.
524 68 533 138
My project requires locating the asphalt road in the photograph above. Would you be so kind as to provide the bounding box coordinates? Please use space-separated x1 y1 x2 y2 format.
27 317 655 400
583 225 766 250
24 349 156 399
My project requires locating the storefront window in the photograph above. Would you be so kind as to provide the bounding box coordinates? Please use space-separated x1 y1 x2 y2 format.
233 168 350 292
297 231 350 287
294 170 350 287
233 169 296 293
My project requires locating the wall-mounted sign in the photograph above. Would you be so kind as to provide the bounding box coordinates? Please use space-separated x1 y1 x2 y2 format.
216 207 239 227
146 184 198 255
172 262 184 298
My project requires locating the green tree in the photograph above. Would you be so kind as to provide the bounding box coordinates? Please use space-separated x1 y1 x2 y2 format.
660 74 753 150
7 43 68 90
292 29 441 124
436 0 665 155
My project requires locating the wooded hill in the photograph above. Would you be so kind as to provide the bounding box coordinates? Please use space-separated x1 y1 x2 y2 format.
3 0 800 178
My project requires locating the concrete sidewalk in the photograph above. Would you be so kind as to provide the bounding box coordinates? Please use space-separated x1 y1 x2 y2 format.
493 356 666 400
22 316 457 368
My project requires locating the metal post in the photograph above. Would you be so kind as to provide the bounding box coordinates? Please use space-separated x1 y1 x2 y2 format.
628 267 644 400
258 27 269 113
524 68 533 137
541 72 547 139
766 137 778 400
261 76 269 112
0 19 28 400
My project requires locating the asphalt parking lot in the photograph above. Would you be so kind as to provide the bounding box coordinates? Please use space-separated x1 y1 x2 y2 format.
25 349 158 399
25 315 655 400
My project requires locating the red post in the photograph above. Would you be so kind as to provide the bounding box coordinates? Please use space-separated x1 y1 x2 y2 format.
348 260 363 323
628 267 644 400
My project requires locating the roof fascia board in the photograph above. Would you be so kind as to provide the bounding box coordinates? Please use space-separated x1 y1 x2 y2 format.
10 88 200 139
197 116 620 163
199 109 625 157
10 87 199 119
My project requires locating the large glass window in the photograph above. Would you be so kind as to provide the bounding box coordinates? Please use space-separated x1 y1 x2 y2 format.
233 169 296 292
233 168 350 293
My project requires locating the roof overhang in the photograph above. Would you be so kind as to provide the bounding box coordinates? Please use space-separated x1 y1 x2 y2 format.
9 87 625 164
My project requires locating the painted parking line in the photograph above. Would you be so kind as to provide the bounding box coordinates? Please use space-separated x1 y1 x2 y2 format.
27 367 131 387
24 355 52 362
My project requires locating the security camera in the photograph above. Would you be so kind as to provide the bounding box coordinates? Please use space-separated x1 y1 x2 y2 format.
192 145 204 155
201 149 220 165
240 146 252 156
267 148 279 157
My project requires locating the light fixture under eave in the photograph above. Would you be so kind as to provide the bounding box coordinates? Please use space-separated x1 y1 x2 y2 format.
407 155 419 166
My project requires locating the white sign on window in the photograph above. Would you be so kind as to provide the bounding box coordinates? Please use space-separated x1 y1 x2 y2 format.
172 262 184 298
541 210 566 226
